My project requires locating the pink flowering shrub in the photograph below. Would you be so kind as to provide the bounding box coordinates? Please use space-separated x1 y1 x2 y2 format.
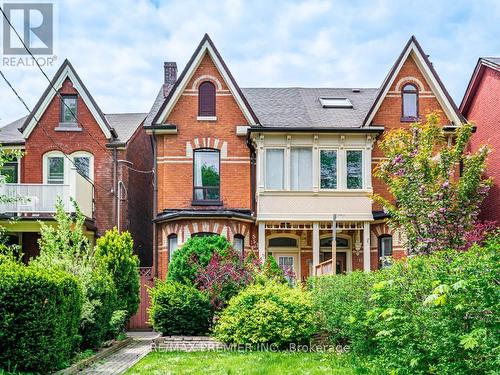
461 220 498 250
373 113 492 254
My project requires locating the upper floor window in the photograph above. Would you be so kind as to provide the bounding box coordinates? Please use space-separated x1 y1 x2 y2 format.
198 81 216 117
320 150 337 189
402 83 418 120
61 95 78 124
72 151 93 180
1 160 19 183
193 149 220 202
47 155 65 184
346 150 363 189
378 235 393 269
290 148 312 191
265 148 284 190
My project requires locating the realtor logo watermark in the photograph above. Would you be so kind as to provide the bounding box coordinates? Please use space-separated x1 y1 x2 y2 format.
1 2 57 66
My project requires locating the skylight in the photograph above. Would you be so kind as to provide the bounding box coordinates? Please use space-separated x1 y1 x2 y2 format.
319 97 353 108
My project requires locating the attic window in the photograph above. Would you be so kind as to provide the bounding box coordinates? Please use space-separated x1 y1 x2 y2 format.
319 97 353 108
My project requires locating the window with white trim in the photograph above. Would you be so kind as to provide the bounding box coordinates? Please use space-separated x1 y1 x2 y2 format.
233 234 244 254
168 234 178 262
265 148 284 190
47 155 65 184
346 150 363 189
378 235 393 269
320 150 337 189
290 148 312 191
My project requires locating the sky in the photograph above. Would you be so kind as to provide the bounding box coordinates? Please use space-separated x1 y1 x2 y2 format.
0 0 499 126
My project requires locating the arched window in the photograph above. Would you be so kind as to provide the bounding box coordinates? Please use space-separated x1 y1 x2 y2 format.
402 83 418 120
191 232 216 238
43 151 65 184
193 149 220 202
233 234 245 254
71 151 94 180
168 234 178 262
268 237 297 247
198 81 216 117
378 235 393 269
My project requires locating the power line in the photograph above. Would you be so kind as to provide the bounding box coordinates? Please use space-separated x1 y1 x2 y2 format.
0 69 110 194
0 5 153 176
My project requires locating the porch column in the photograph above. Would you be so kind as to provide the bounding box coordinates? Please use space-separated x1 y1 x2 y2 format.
312 222 320 271
258 221 266 260
363 222 371 272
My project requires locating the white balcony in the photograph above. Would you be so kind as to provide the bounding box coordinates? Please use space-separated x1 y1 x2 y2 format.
0 174 93 218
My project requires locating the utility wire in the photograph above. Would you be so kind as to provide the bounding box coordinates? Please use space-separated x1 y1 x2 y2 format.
0 5 154 175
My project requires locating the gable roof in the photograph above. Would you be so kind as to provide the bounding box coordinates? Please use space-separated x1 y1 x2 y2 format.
151 33 259 126
363 36 465 127
460 57 500 117
242 87 378 128
0 116 26 145
20 59 117 139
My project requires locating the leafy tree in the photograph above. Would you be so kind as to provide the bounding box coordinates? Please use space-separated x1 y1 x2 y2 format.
95 228 140 320
373 113 491 254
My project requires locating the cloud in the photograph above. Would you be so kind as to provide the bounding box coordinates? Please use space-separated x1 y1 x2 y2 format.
1 0 499 126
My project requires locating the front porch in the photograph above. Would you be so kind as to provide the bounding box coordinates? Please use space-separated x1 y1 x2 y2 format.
257 220 371 280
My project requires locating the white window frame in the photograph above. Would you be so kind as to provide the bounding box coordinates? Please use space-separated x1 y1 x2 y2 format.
43 151 67 184
345 149 364 190
319 148 339 190
71 151 94 181
290 147 313 191
264 147 285 190
168 234 178 263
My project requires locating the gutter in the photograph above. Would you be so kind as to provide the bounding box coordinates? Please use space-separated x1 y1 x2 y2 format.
150 129 159 278
248 126 385 133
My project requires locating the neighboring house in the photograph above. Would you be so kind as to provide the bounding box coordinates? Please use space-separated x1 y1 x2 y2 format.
147 34 464 280
460 57 500 223
0 60 153 265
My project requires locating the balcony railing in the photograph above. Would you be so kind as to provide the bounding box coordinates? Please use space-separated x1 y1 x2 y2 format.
0 174 93 218
315 259 334 276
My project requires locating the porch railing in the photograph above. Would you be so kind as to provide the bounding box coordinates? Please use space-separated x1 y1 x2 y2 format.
315 259 334 276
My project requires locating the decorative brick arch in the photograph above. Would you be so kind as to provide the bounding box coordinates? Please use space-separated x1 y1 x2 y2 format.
394 76 426 92
186 138 228 158
191 74 223 91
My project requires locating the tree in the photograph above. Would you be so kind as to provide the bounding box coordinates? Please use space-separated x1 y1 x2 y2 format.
373 113 491 254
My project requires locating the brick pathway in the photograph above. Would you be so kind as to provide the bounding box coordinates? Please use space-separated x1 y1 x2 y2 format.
79 332 159 375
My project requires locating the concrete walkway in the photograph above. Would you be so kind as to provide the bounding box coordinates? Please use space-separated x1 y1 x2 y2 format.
79 332 159 375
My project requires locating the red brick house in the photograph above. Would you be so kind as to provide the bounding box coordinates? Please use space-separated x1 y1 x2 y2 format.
460 57 500 223
0 60 153 265
147 34 464 280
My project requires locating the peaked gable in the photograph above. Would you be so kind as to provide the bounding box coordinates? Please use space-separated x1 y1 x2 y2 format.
152 34 259 126
20 59 116 139
364 36 465 127
460 57 500 117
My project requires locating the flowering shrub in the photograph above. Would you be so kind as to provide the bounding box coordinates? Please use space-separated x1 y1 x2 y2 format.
373 113 491 254
461 220 497 250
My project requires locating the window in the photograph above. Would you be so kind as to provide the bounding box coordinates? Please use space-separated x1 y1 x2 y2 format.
193 149 220 202
268 237 297 247
320 150 337 189
233 234 244 254
1 161 18 183
319 97 353 108
191 232 216 238
402 83 418 119
378 235 393 268
320 237 349 248
74 156 90 178
290 148 312 190
346 150 363 189
198 81 216 117
47 156 64 184
168 234 178 262
265 149 284 190
61 95 77 123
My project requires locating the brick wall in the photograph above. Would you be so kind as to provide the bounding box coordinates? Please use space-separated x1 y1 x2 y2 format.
23 78 117 236
371 55 451 210
156 53 251 212
465 67 500 222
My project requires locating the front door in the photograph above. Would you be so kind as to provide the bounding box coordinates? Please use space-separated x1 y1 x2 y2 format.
277 255 296 283
336 252 347 274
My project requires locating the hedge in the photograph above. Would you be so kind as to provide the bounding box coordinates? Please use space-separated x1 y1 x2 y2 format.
0 261 82 373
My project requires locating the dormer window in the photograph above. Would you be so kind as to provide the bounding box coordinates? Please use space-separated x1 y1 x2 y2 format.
60 95 78 124
198 81 216 119
401 83 418 120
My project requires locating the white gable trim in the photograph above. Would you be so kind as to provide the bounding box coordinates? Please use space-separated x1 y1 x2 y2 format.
364 41 462 127
155 41 257 125
22 65 112 139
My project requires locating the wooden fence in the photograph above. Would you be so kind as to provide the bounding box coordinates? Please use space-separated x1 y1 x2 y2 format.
128 267 154 331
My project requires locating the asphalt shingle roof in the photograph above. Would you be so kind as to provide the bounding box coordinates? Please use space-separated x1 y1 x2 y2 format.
0 116 26 145
483 57 500 66
241 87 378 128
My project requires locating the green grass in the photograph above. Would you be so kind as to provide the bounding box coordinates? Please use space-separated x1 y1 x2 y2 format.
125 351 379 375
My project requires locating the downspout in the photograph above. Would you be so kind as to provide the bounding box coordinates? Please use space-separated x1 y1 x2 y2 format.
112 147 118 230
151 130 158 278
246 133 257 216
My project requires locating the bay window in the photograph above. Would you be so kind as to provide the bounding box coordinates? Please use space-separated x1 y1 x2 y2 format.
290 148 312 190
320 150 337 189
346 150 363 189
265 148 284 190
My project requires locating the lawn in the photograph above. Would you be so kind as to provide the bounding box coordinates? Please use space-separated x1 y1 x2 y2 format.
125 351 379 375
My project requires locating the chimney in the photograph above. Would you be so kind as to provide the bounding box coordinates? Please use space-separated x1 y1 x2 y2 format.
164 62 177 85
